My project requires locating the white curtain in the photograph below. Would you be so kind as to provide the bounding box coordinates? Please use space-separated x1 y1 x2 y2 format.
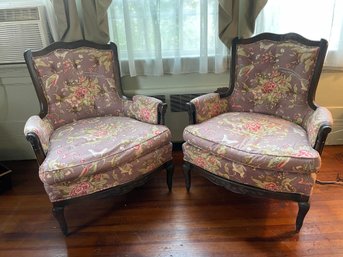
255 0 343 69
108 0 228 76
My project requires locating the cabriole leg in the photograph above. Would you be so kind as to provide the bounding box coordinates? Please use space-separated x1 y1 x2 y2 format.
183 162 192 192
52 205 68 236
296 201 310 232
165 161 174 191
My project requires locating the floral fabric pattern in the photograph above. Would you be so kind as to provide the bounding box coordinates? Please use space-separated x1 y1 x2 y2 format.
230 40 320 125
39 116 171 185
190 93 229 123
183 143 316 196
303 107 333 147
27 44 173 204
183 112 321 174
32 47 126 129
123 95 162 125
24 115 54 153
45 143 172 202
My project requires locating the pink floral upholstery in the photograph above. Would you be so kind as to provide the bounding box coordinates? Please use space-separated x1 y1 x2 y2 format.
25 42 173 203
24 115 54 153
32 47 125 129
183 34 331 232
24 41 174 235
229 40 320 125
123 95 162 124
303 107 333 147
184 112 321 175
32 47 164 127
183 143 316 196
39 116 171 185
190 93 229 123
45 144 172 202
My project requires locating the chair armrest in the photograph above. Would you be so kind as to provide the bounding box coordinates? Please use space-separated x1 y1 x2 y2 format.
24 116 54 163
304 107 333 151
123 95 166 125
189 93 229 124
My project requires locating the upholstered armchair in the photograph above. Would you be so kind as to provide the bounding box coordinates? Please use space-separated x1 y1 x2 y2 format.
24 40 173 235
183 33 332 232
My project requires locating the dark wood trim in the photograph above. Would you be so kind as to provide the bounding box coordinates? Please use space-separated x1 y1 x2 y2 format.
158 103 167 125
24 40 172 235
52 160 173 236
185 162 309 203
52 206 67 236
183 161 310 231
296 201 310 232
24 50 48 118
109 42 124 97
215 87 231 98
165 160 174 191
314 125 332 155
307 39 328 110
183 162 192 191
181 34 330 232
24 40 127 117
25 133 46 165
24 39 169 156
222 32 329 104
233 32 327 47
186 102 196 125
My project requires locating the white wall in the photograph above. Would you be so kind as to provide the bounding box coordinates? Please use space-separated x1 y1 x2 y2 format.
316 71 343 144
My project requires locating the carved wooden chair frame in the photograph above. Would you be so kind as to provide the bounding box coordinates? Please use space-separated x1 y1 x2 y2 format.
184 33 331 232
24 40 174 235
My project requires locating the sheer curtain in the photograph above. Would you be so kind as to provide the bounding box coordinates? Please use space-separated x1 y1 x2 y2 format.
108 0 228 76
255 0 343 69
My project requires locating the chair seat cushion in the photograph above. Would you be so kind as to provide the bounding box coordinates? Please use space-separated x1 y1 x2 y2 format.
39 116 171 185
45 144 172 202
183 143 316 196
183 112 320 174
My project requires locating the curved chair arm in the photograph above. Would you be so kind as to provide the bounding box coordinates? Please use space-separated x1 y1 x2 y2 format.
24 116 54 164
123 95 167 125
303 107 333 154
188 93 229 124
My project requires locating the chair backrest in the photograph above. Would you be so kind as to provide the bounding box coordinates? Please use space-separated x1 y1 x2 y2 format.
25 40 124 129
228 33 328 125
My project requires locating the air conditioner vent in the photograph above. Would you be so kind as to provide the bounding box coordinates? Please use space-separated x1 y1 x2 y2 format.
0 5 50 64
149 95 166 103
170 93 203 112
0 8 39 22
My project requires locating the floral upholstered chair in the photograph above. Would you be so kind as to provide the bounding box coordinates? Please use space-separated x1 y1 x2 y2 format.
183 33 332 232
24 40 173 235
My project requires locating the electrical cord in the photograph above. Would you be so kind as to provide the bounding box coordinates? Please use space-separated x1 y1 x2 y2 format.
316 173 343 185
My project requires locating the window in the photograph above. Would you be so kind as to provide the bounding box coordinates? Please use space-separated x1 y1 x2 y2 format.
108 0 228 76
254 0 343 69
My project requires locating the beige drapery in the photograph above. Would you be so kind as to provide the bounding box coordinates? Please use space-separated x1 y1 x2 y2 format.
51 0 112 44
218 0 268 47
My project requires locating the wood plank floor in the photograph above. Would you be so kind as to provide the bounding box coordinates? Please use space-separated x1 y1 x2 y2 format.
1 146 343 257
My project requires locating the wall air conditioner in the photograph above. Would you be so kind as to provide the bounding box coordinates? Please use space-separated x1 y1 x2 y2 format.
0 5 51 64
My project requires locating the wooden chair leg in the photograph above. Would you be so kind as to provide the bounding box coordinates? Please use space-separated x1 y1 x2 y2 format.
183 162 192 191
165 161 174 191
52 205 68 236
296 201 310 232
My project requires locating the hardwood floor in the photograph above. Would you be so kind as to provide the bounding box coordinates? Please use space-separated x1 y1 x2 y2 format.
0 146 343 257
